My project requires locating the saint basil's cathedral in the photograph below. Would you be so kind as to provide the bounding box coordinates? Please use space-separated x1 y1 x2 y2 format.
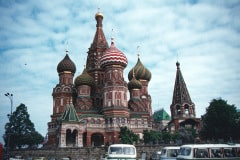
46 10 200 148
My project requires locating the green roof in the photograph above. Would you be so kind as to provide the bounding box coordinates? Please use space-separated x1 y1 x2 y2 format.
153 108 171 122
61 104 79 122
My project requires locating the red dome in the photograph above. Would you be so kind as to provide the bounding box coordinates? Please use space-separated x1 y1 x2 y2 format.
100 40 128 68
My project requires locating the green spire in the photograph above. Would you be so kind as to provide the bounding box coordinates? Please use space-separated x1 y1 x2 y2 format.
62 103 79 122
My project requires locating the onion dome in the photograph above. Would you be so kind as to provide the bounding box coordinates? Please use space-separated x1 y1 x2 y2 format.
128 57 151 81
100 38 128 68
128 76 142 90
74 68 94 87
57 53 76 74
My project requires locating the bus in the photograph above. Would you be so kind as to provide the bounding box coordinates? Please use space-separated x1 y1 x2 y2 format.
106 144 137 160
160 146 180 160
177 143 240 160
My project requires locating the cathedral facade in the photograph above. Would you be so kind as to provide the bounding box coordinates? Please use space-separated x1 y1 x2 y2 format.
47 10 152 148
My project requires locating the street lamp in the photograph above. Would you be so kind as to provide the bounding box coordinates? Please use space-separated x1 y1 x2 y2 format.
4 92 13 159
5 93 13 115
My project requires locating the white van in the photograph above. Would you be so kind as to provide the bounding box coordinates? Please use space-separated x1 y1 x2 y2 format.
160 146 180 160
177 144 240 160
106 144 137 160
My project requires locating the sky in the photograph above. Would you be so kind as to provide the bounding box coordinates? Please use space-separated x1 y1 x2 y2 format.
0 0 240 144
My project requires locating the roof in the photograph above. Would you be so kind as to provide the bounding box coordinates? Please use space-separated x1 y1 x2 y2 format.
153 108 171 121
61 103 79 122
74 68 94 87
100 39 128 68
57 54 76 74
171 61 193 105
90 10 108 50
128 57 151 81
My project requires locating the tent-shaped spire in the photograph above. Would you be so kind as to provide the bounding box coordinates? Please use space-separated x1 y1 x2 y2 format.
172 61 192 105
90 8 108 50
61 103 79 122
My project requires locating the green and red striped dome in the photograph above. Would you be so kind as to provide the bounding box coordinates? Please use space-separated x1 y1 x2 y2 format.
128 57 151 81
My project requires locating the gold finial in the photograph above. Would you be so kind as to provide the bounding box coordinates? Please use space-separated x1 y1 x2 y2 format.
95 8 103 19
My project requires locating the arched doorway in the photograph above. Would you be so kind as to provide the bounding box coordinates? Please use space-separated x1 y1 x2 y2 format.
91 133 104 146
66 129 78 147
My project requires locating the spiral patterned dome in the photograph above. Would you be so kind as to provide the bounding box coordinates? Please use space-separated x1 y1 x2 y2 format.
57 54 76 73
128 57 151 81
100 39 128 68
74 68 94 87
128 76 142 90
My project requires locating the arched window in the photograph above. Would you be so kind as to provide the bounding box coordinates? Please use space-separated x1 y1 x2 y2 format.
110 118 113 124
184 104 189 115
105 118 108 124
91 118 95 124
176 105 181 115
116 118 120 124
135 119 138 125
96 119 101 124
121 118 125 124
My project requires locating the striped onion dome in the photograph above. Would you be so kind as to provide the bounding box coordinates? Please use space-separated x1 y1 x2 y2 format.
74 68 94 87
128 76 142 90
100 38 128 68
57 54 76 74
128 57 151 81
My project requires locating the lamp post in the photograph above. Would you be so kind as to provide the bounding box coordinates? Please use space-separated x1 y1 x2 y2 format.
5 93 13 115
4 92 13 159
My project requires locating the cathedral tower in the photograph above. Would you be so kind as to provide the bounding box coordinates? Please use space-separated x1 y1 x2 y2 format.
168 61 200 132
128 55 152 117
48 48 76 146
100 37 129 118
170 61 195 119
86 9 109 111
74 67 95 113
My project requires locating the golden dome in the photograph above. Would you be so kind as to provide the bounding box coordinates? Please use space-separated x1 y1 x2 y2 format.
95 8 103 19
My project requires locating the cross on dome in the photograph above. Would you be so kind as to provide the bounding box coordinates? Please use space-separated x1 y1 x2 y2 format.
137 45 141 58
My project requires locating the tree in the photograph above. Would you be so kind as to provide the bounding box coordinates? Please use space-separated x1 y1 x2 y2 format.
162 131 172 143
178 128 196 143
200 98 239 142
119 127 139 144
3 103 44 149
142 130 180 144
